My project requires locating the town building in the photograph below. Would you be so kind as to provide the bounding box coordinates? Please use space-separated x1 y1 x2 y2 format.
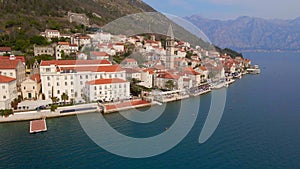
122 58 138 68
90 51 110 60
0 60 26 87
71 35 91 46
41 29 61 39
0 75 17 109
139 68 154 88
124 68 141 80
21 74 41 100
55 42 79 60
40 60 127 103
0 47 12 56
84 78 130 102
34 45 55 56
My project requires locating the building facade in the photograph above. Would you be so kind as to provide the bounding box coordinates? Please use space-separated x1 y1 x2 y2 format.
0 75 17 109
84 78 130 102
40 60 127 103
0 60 26 87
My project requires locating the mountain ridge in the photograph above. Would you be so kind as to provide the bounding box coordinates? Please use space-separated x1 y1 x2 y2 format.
185 15 300 51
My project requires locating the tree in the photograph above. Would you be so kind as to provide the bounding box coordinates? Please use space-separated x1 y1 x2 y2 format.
0 109 14 117
165 80 175 90
50 105 57 112
61 93 69 105
51 97 59 104
11 98 19 110
130 78 142 96
30 35 49 45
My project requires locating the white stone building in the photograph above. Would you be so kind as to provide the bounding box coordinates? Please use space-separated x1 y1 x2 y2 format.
34 45 55 56
55 42 79 60
139 69 154 88
90 51 110 60
0 60 26 87
84 78 130 102
40 60 127 103
0 75 17 109
21 74 41 100
42 29 61 39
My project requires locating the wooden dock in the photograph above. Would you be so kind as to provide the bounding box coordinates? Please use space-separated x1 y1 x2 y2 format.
30 119 47 134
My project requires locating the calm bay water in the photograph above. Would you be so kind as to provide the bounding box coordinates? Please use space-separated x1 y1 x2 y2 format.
1 52 300 169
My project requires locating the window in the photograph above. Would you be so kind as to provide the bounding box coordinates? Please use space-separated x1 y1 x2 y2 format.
65 82 67 86
86 75 88 79
56 77 60 80
47 76 50 81
3 96 6 99
65 76 67 80
80 75 83 79
33 86 35 90
57 82 60 86
10 73 13 76
2 86 5 89
71 82 73 85
57 90 60 94
48 83 51 87
71 89 74 93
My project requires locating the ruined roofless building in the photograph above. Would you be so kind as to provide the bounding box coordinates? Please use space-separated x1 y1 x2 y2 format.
68 12 90 26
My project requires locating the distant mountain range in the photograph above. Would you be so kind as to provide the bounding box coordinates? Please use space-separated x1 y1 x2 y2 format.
185 15 300 51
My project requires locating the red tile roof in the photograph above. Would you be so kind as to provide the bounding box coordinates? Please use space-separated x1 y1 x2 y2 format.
40 60 111 66
30 74 41 83
0 75 16 83
60 65 124 73
125 58 137 63
199 66 208 71
143 68 155 74
86 78 127 85
58 42 70 45
0 47 12 52
0 56 25 63
124 68 140 74
0 60 20 69
183 67 201 75
157 72 180 80
91 51 110 56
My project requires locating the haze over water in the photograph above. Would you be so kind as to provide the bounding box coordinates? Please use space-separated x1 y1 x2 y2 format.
1 52 300 169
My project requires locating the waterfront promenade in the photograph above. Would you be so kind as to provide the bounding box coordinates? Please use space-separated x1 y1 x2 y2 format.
0 100 155 123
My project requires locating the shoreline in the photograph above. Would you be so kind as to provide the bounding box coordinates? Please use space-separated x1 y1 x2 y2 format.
0 101 155 123
0 74 252 124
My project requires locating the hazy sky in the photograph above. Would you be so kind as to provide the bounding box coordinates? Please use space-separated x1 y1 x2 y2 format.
143 0 300 20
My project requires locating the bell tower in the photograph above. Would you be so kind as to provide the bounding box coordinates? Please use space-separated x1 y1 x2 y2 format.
166 24 175 69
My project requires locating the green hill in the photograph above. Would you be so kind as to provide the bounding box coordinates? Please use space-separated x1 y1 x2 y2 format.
0 0 155 36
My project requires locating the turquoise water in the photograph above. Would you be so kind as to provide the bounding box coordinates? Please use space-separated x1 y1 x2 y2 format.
1 52 300 168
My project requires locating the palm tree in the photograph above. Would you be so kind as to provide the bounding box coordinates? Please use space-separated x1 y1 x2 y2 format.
61 93 69 105
51 96 59 104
